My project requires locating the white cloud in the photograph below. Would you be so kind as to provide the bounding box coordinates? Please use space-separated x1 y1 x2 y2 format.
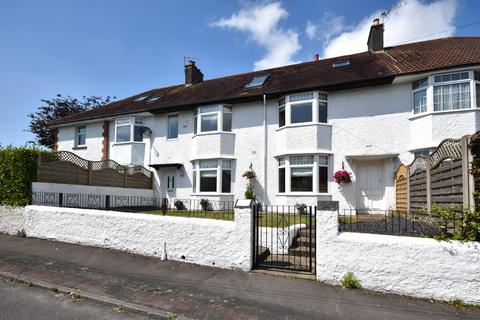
305 21 317 40
306 13 346 42
314 0 458 58
212 2 301 70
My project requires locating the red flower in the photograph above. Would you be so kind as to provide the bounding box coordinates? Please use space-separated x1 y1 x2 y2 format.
333 170 352 184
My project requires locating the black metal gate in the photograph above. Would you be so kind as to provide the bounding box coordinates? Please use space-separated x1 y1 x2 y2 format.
253 205 316 273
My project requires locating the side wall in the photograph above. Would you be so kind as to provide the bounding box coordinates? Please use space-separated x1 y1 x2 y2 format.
0 206 25 235
24 205 252 271
316 210 480 304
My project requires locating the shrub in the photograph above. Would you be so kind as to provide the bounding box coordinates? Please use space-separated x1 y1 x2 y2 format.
296 203 307 214
429 205 480 241
0 146 43 206
174 200 186 210
341 272 361 289
200 198 210 211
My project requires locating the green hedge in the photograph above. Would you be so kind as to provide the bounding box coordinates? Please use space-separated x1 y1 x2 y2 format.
470 132 480 212
0 146 42 206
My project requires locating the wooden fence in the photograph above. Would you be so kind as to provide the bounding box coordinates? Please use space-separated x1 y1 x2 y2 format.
37 151 153 190
395 135 475 212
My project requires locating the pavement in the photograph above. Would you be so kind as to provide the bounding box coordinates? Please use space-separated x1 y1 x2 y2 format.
0 277 151 320
0 234 478 320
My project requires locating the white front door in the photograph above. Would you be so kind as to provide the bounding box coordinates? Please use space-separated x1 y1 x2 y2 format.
355 160 385 210
163 169 177 199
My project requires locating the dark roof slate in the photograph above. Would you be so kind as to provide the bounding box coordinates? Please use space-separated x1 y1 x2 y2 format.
50 37 480 126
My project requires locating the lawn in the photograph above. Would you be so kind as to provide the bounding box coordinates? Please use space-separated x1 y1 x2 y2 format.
144 209 235 221
142 209 312 227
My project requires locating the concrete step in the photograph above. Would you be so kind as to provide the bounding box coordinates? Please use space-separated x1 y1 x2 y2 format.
298 228 315 237
289 246 315 257
296 236 315 247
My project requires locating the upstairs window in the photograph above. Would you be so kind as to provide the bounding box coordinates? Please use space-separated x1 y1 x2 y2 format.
115 117 144 143
278 91 328 127
167 115 178 139
434 82 470 111
194 105 232 134
412 78 428 114
75 126 86 147
476 72 480 107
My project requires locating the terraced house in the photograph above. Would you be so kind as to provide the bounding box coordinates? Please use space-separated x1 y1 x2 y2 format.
49 21 480 211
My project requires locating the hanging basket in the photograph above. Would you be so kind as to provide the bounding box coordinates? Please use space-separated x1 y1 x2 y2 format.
334 170 352 184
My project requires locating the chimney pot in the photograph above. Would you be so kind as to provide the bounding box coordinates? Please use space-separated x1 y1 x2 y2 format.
184 60 203 86
313 54 320 61
367 18 384 52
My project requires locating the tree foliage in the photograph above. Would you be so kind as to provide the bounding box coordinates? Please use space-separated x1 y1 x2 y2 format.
27 94 114 149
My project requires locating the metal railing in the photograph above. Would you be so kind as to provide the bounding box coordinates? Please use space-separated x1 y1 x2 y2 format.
31 192 234 220
338 209 468 239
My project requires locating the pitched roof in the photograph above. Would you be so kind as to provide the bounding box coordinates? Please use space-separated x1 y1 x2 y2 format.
50 37 480 126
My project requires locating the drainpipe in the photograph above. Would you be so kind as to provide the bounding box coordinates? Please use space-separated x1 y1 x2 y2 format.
263 94 268 205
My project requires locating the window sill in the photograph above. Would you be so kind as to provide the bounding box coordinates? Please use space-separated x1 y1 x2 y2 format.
275 192 331 196
190 193 234 196
166 138 179 141
112 141 146 146
276 122 331 131
72 146 87 150
408 107 479 120
192 131 235 138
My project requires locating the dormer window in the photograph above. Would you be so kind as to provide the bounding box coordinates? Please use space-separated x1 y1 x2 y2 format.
278 91 328 128
194 105 232 134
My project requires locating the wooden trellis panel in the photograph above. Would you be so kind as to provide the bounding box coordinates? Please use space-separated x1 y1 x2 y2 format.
395 164 408 212
37 151 152 190
430 159 463 207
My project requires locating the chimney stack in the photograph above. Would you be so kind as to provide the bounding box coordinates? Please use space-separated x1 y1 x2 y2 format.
184 60 203 86
367 18 384 52
313 54 320 61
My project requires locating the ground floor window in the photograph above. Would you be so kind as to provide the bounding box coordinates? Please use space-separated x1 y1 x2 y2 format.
278 154 329 193
192 159 233 193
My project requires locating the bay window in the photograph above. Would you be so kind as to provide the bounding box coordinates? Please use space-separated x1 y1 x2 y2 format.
115 117 144 142
194 105 232 134
278 91 328 127
278 154 329 194
411 71 480 114
192 159 233 194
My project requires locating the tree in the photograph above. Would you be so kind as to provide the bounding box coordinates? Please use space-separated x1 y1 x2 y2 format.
27 94 114 149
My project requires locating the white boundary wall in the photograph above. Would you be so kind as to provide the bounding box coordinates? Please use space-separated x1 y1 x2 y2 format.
32 182 154 198
316 209 480 304
0 206 26 235
24 205 252 270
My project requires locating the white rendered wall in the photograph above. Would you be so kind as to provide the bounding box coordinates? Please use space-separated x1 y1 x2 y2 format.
24 205 252 270
0 206 25 235
57 122 104 161
56 81 480 208
32 182 154 198
316 209 480 304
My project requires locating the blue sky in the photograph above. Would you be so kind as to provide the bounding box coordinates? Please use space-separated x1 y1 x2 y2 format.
1 0 479 146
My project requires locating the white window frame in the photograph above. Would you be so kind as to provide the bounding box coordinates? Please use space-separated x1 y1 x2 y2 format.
193 105 232 134
411 70 479 116
167 114 179 140
75 126 87 148
475 71 480 108
192 159 233 194
278 91 328 128
115 117 144 143
412 78 428 114
278 154 329 194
